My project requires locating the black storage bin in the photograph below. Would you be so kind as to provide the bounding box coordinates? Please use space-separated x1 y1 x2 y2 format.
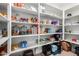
42 44 52 56
23 49 34 56
75 47 79 56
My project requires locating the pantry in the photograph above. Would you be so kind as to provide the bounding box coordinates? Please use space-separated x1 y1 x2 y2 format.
0 3 79 56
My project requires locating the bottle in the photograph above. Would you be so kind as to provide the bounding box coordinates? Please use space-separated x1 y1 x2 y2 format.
2 28 7 37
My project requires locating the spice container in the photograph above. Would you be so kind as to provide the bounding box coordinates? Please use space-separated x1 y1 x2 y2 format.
12 25 20 36
11 16 17 21
27 29 32 34
13 3 24 8
12 43 19 51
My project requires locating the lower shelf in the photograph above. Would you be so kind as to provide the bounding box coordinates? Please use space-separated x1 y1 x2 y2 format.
12 34 38 38
10 41 59 55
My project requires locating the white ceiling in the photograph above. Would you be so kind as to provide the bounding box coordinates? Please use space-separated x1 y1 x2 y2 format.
49 3 79 10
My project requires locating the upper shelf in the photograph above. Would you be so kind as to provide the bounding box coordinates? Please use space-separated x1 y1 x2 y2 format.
40 12 62 20
12 5 62 20
65 5 79 19
40 3 62 19
65 14 79 19
12 6 38 16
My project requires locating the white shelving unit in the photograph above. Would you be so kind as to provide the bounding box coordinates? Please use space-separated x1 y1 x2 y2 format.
64 5 79 45
5 3 62 55
3 3 79 56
